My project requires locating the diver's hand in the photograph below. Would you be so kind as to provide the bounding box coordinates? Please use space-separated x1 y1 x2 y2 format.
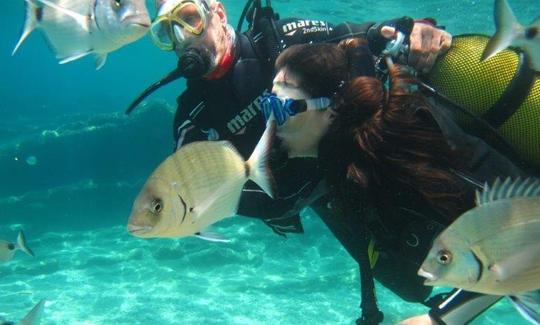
396 314 440 325
381 23 452 73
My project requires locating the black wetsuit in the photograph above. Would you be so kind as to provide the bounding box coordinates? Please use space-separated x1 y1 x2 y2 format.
313 98 527 323
171 16 526 325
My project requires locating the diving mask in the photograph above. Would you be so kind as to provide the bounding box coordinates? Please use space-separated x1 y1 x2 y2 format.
260 93 331 126
150 0 212 51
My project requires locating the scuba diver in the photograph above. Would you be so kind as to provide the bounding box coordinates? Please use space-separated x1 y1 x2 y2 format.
123 0 507 323
264 38 528 324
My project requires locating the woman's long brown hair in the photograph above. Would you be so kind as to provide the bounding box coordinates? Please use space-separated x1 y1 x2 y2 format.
275 38 470 219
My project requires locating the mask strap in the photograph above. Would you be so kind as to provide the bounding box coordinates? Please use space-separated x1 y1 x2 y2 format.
304 97 332 110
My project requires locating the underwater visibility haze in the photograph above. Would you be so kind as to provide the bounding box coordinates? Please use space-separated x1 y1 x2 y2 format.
0 0 537 324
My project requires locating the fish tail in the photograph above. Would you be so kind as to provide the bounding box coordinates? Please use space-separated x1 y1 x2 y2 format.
16 230 35 257
20 299 46 325
246 120 277 199
12 0 40 56
34 0 90 32
481 0 522 61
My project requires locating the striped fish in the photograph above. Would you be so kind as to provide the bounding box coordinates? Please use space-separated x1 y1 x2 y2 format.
127 122 276 242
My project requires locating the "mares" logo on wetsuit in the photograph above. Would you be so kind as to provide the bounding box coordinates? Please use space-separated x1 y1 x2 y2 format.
282 20 328 36
226 94 265 134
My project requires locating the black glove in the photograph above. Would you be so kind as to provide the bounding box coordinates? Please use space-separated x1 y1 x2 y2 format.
366 16 414 56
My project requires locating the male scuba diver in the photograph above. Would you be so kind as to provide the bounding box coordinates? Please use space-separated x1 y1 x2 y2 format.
125 0 514 323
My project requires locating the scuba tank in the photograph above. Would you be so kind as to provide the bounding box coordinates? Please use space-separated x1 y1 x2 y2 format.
423 34 540 172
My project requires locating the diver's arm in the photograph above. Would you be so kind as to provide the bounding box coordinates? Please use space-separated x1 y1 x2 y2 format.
276 16 451 72
275 17 410 54
275 17 374 47
173 92 209 150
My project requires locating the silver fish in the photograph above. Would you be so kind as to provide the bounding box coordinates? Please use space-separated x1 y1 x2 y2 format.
127 122 276 241
0 230 35 263
12 0 151 69
418 177 540 323
481 0 540 71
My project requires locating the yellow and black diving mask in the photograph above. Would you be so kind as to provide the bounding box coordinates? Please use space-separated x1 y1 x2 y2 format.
150 0 212 51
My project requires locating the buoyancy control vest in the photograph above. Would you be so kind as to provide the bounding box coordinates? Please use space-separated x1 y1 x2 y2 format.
424 34 540 172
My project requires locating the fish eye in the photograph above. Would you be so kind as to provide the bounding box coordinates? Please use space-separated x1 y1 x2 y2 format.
525 27 538 40
113 0 122 8
152 199 163 214
436 250 453 265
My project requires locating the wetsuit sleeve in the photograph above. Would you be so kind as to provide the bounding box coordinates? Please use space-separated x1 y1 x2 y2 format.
276 17 416 56
173 91 208 150
276 18 374 46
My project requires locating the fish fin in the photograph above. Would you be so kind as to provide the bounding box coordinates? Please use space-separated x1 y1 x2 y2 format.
58 50 93 64
489 242 540 282
195 231 230 243
221 140 243 157
12 0 40 55
246 120 276 198
481 0 522 62
16 230 34 257
476 177 540 206
189 177 240 220
509 291 540 325
34 0 90 32
19 299 46 325
95 53 107 70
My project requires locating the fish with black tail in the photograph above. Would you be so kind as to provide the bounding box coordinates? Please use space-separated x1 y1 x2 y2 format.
12 0 150 69
127 121 276 242
481 0 540 71
418 177 540 324
0 230 35 263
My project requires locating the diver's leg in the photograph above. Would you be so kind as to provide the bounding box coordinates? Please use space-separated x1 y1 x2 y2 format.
311 194 383 324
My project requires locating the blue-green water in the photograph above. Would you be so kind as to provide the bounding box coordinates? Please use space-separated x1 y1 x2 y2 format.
0 0 535 323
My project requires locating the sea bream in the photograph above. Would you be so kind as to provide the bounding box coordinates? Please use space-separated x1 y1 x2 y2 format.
127 122 276 242
0 230 34 263
481 0 540 71
12 0 151 69
418 177 540 323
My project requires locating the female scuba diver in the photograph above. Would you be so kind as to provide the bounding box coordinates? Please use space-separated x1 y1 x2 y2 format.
260 38 529 324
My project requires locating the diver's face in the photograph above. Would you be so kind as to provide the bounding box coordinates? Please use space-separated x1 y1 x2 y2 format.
271 67 334 158
173 2 230 69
